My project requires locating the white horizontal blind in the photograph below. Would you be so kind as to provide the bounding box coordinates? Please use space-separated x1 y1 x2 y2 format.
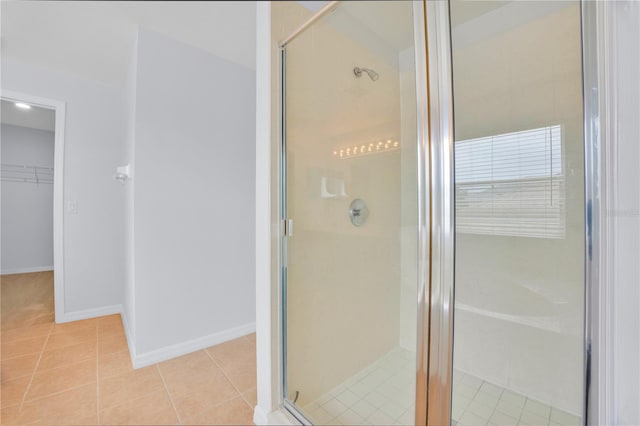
455 125 565 239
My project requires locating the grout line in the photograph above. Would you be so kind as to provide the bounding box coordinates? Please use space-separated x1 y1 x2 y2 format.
156 364 183 425
239 391 256 410
16 370 99 404
19 322 54 411
204 349 253 409
307 350 416 425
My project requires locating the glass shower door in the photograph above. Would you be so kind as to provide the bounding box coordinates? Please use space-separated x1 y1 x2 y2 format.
280 2 421 425
449 1 586 425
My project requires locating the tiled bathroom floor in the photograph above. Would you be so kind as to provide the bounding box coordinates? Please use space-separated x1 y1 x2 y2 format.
302 347 416 425
451 371 580 426
2 273 583 426
302 347 581 426
1 272 256 425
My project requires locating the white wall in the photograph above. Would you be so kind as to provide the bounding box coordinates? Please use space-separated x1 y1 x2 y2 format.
123 31 139 348
131 29 256 357
1 59 127 314
1 124 55 273
609 2 640 424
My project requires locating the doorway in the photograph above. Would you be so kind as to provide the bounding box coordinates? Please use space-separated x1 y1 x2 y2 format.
1 91 66 325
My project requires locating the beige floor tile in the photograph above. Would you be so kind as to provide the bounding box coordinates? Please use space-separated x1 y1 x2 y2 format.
100 389 178 425
45 322 97 350
207 337 256 391
0 324 52 344
52 318 96 335
1 272 54 332
245 333 256 345
45 333 96 351
223 362 257 393
206 337 254 368
98 333 128 357
67 415 98 426
98 365 164 410
183 396 254 425
1 352 40 381
98 350 133 379
98 389 179 425
2 272 255 426
26 359 96 401
158 351 239 419
1 335 48 360
38 339 97 371
1 375 31 408
20 383 97 425
242 387 257 407
0 404 40 426
36 311 56 323
157 350 213 376
28 313 56 328
97 315 124 339
169 375 240 420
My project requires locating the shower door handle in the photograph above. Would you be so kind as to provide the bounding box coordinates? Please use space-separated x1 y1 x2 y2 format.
283 218 294 237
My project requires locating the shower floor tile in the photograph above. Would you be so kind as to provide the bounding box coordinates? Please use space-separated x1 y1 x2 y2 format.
451 371 581 426
301 347 581 426
302 347 416 425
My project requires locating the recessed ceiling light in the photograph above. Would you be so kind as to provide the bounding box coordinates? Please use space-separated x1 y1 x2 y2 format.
15 102 32 110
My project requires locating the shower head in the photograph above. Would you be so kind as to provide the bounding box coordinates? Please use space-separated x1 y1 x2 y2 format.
353 66 379 81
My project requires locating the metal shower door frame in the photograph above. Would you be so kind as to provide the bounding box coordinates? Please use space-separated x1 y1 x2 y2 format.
277 1 435 424
275 0 601 424
425 0 602 424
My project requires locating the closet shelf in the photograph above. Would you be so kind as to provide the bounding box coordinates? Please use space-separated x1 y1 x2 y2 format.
1 163 54 184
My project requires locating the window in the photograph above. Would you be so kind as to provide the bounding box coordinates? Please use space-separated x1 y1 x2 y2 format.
455 125 565 239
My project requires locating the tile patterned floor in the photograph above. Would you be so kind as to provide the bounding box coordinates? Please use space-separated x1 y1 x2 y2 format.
1 272 55 331
451 371 581 426
301 346 581 426
1 273 583 426
302 347 416 425
1 272 257 425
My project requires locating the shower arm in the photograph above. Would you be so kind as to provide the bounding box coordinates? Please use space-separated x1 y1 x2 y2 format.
353 66 379 81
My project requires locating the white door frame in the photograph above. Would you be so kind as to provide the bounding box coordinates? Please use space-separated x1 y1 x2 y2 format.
1 90 66 324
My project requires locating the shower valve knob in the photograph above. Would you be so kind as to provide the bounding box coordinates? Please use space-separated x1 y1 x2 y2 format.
349 199 369 227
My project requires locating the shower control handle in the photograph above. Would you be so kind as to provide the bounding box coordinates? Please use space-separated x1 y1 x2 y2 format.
349 199 369 227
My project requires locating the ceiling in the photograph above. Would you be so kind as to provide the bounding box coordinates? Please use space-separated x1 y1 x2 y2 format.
0 1 545 90
0 1 256 88
1 100 56 132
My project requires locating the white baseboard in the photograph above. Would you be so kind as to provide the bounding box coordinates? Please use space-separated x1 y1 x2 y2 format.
1 266 54 275
56 304 254 380
119 308 137 367
254 407 299 425
132 322 256 369
58 304 122 323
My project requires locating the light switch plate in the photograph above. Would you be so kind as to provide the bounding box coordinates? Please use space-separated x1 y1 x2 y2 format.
67 201 78 214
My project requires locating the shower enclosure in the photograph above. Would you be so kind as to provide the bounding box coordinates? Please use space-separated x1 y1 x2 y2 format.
274 0 595 424
280 2 421 424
